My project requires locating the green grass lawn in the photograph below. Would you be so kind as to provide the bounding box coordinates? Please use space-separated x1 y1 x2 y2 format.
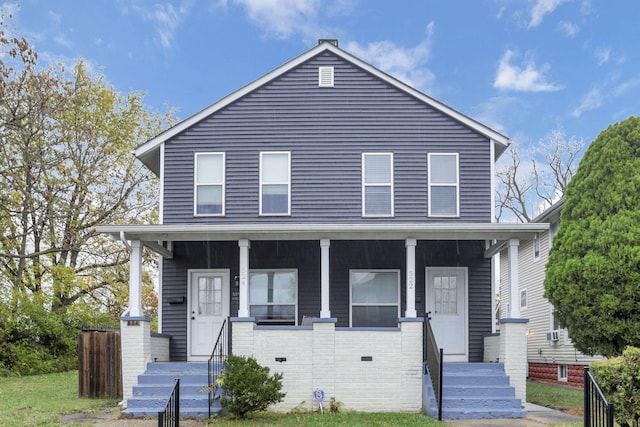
0 371 118 427
0 370 444 427
527 380 583 417
206 411 445 427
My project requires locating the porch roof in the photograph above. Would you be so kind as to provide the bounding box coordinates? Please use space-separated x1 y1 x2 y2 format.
98 222 547 251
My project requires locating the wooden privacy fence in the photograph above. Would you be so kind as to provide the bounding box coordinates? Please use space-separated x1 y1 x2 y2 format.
78 328 122 398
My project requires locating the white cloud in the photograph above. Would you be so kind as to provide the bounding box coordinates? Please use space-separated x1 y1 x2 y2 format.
53 33 73 49
133 0 194 49
595 47 610 65
571 88 602 117
494 50 562 92
233 0 322 40
473 96 522 135
48 10 62 25
344 22 436 92
613 76 640 97
556 20 579 37
528 0 573 28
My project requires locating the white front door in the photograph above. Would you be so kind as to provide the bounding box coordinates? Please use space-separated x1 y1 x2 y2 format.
426 267 468 362
188 270 229 361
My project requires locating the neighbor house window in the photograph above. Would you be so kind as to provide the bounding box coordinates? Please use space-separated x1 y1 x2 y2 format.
533 233 540 260
428 153 459 217
194 153 225 215
260 152 290 215
550 221 559 249
350 270 400 327
520 289 527 309
362 153 394 217
249 270 297 324
558 364 568 382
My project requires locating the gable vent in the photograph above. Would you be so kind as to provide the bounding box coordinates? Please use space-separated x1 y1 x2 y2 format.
318 66 334 87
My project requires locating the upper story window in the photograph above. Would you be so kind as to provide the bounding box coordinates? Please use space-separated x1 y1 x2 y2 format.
260 152 291 216
428 153 459 217
194 153 225 216
362 153 394 217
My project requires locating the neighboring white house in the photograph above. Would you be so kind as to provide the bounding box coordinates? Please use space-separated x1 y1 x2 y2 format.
499 198 603 387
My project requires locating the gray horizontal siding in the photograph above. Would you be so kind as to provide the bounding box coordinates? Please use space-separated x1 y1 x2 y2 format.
163 239 490 362
163 51 491 224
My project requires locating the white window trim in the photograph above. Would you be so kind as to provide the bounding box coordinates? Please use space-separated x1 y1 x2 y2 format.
520 288 527 310
428 152 460 217
259 151 291 216
558 364 568 382
533 232 541 261
349 269 400 327
249 269 298 325
194 152 225 217
361 152 394 218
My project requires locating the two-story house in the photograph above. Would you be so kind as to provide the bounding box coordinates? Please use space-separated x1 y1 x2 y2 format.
98 40 546 417
499 198 603 388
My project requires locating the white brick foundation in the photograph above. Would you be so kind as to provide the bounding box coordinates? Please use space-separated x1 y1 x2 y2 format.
231 317 423 413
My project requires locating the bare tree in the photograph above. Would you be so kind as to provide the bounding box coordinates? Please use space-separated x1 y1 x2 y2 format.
495 129 585 222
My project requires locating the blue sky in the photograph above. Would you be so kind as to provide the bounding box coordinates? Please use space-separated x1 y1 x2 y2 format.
5 0 639 152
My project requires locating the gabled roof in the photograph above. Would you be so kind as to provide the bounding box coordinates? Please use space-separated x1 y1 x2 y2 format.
136 40 511 175
531 197 564 223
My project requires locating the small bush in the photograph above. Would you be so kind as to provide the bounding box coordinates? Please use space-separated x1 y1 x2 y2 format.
591 346 640 427
219 355 285 418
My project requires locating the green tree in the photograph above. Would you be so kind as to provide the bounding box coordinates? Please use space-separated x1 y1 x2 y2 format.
544 116 640 357
0 20 175 374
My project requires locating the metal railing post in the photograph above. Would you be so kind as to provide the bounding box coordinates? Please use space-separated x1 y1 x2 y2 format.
584 367 591 427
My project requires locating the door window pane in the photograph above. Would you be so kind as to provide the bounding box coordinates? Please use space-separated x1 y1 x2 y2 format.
433 275 458 315
198 276 222 316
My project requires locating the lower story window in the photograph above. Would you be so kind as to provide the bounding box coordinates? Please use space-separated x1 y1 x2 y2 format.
558 364 568 382
249 270 297 324
350 270 400 327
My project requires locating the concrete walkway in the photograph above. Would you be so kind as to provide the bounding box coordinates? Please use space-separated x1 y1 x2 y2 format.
445 403 582 426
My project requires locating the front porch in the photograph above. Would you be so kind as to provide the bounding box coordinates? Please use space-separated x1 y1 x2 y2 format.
98 222 546 415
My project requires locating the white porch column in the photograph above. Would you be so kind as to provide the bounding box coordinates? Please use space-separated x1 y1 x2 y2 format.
405 238 417 318
320 239 331 318
508 238 520 318
128 240 143 317
238 239 250 317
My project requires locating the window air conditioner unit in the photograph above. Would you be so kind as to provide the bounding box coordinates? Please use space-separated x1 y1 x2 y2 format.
547 330 560 342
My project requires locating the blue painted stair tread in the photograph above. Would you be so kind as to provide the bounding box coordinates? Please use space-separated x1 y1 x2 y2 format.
423 362 526 420
123 362 222 418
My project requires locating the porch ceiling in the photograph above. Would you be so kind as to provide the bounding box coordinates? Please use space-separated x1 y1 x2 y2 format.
98 222 548 246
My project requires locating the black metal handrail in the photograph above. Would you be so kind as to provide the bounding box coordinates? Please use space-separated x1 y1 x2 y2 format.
424 314 443 421
158 378 180 427
584 367 614 427
208 317 229 418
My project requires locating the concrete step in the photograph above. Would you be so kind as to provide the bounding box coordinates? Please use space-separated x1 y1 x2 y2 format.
443 384 518 398
125 361 217 419
423 363 525 420
441 408 527 420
